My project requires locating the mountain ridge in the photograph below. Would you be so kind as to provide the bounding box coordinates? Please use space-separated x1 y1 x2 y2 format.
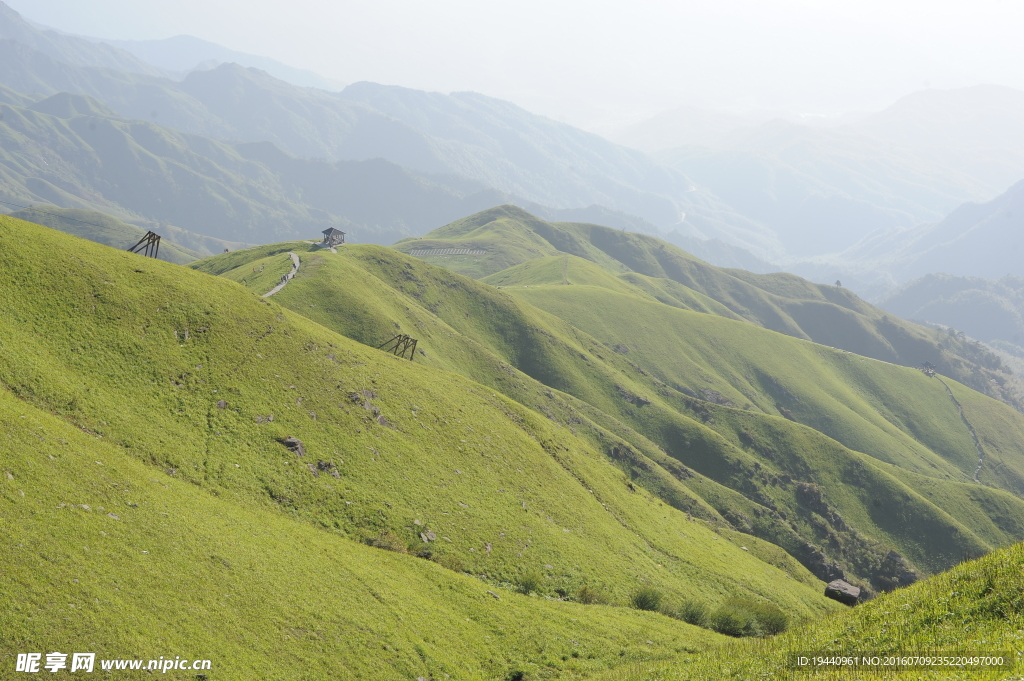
194 208 1024 594
0 33 779 252
0 1 166 76
392 206 1019 411
100 33 347 91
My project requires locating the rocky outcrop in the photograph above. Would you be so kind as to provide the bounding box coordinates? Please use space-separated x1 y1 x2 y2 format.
825 579 861 606
280 436 305 457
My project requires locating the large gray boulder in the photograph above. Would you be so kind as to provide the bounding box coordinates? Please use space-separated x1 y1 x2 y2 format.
825 579 861 606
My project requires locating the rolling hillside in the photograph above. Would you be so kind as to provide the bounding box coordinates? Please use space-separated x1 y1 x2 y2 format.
194 211 1024 597
0 214 842 679
6 211 1024 677
391 206 1017 410
5 205 223 264
881 274 1024 346
609 540 1024 680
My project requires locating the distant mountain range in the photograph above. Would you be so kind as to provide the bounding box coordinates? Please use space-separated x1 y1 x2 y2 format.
0 0 771 251
0 91 522 244
844 179 1024 281
4 1 345 92
5 0 1024 293
610 106 867 153
0 1 163 76
625 87 1024 264
782 178 1024 300
881 274 1024 347
97 34 347 91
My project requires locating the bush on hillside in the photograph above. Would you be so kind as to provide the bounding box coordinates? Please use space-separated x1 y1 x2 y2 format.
432 553 464 573
631 586 663 611
676 599 710 627
365 529 407 553
709 597 789 637
657 597 709 626
518 570 543 595
709 605 751 637
575 585 609 605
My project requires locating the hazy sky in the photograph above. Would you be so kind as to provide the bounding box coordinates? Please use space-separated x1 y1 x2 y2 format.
10 0 1024 131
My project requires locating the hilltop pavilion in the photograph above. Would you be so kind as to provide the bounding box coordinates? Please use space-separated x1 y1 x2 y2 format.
321 227 346 247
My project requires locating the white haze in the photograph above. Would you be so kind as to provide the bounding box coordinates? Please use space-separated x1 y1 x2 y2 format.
10 0 1024 132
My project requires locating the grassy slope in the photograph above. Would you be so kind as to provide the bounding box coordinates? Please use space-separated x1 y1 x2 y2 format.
393 206 1019 410
10 206 201 265
498 278 1024 578
604 540 1024 680
0 216 841 678
395 207 629 280
193 240 1024 594
1 388 727 681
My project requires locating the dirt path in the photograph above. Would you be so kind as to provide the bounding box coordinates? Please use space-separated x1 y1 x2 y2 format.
936 376 986 482
262 252 300 298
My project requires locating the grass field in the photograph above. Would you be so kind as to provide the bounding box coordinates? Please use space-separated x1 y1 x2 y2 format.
1 215 843 679
599 540 1024 680
394 206 1019 410
8 212 1024 678
192 234 1024 596
9 206 202 265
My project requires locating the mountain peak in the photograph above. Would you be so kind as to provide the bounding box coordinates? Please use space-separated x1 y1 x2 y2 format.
28 91 117 119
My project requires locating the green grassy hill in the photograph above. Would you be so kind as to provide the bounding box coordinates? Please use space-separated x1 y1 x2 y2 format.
9 206 202 264
604 540 1024 680
1 215 844 679
1 386 730 680
393 205 1019 411
193 228 1024 597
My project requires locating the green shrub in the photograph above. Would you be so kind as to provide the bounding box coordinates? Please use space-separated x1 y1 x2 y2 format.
709 605 753 637
518 570 543 595
677 599 709 627
709 598 789 637
365 529 407 553
741 599 789 635
577 581 598 602
631 586 663 611
407 540 433 559
432 553 464 573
